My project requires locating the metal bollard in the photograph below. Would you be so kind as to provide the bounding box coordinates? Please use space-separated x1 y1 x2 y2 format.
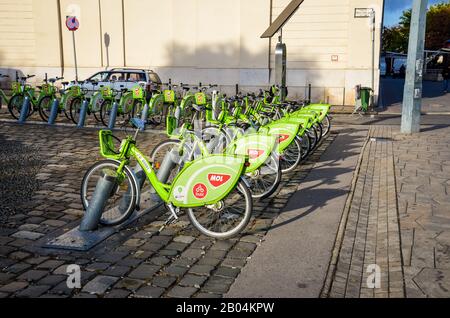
18 96 31 124
140 103 149 119
79 169 117 231
47 99 59 125
156 148 179 184
108 102 119 130
77 100 89 128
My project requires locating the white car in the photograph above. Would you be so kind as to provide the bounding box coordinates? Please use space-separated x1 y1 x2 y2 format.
67 68 162 93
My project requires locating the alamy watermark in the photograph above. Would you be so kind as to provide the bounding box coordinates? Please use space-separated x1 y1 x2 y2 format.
66 264 81 289
366 264 381 289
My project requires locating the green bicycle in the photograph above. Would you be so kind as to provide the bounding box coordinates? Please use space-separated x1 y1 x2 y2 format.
36 75 64 121
99 85 135 127
7 74 37 120
0 74 10 109
81 118 253 239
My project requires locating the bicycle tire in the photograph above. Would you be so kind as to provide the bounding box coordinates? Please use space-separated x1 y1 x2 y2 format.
8 95 32 120
80 160 138 226
69 97 83 124
37 96 52 122
280 136 303 173
187 179 253 239
247 153 282 199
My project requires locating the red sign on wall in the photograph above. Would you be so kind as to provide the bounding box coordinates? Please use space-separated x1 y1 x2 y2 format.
66 16 80 31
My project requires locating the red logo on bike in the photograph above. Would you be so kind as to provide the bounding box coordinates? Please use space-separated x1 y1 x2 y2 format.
193 183 208 199
278 134 290 143
248 149 265 160
208 174 231 187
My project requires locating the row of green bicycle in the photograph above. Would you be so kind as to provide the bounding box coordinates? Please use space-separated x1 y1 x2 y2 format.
80 84 332 239
0 73 169 126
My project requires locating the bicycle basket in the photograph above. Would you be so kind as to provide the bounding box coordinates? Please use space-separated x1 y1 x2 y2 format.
101 86 112 98
163 90 175 103
41 84 54 95
11 82 21 94
70 85 81 95
132 86 144 99
194 92 207 106
99 130 122 160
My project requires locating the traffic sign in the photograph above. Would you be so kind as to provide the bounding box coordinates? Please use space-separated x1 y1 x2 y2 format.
66 16 79 31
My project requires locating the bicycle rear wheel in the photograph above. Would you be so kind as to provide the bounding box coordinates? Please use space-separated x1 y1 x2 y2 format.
81 160 138 226
280 136 302 173
247 153 281 199
322 115 331 136
187 179 252 239
8 95 31 120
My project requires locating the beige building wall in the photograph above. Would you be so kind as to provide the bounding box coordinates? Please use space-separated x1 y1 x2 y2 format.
0 0 384 105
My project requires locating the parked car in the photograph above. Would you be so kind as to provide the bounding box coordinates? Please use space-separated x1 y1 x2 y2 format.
392 59 407 78
68 68 162 92
380 60 387 77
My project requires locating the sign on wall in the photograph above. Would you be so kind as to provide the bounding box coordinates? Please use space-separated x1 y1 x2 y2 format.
354 8 373 18
66 16 80 31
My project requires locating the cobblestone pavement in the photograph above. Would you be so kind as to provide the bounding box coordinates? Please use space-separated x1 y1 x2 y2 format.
394 125 450 298
0 121 335 298
326 124 450 298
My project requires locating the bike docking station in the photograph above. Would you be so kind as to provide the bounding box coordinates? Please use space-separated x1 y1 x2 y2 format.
44 120 178 251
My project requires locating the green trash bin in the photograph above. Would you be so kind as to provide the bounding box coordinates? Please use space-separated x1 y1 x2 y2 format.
360 87 372 112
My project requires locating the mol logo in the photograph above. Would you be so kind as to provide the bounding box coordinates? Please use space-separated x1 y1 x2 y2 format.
248 149 265 160
278 134 290 143
208 174 231 188
193 183 208 199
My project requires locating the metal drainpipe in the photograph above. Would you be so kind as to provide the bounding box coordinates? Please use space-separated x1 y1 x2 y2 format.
57 0 65 78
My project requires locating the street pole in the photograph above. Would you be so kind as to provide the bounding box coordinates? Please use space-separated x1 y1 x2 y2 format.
371 9 376 109
72 31 79 82
401 0 428 134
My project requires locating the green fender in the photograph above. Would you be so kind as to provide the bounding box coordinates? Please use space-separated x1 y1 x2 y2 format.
180 94 196 111
61 91 76 112
264 121 300 153
169 154 246 208
277 117 311 136
290 111 319 126
226 133 276 173
121 92 135 113
91 91 104 112
302 104 330 121
149 93 165 115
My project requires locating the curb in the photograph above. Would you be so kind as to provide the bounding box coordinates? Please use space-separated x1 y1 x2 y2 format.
319 131 370 298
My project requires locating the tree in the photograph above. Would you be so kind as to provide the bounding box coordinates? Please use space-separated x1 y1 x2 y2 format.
382 3 450 53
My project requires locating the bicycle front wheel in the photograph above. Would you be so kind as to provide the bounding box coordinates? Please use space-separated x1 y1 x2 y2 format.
69 97 83 124
187 179 252 239
8 95 31 120
81 160 138 226
38 96 53 122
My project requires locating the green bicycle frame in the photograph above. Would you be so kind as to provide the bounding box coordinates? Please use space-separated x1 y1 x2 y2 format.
99 130 247 209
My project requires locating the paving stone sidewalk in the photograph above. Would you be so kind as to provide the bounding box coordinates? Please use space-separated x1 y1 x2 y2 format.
0 121 335 298
326 124 450 298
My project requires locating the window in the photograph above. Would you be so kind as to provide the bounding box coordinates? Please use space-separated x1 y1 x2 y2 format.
107 72 126 81
88 72 109 82
127 72 146 82
148 72 161 84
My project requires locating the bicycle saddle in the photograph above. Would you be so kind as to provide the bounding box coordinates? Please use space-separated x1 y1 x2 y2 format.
62 82 69 86
192 104 205 112
48 78 57 84
131 118 146 130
